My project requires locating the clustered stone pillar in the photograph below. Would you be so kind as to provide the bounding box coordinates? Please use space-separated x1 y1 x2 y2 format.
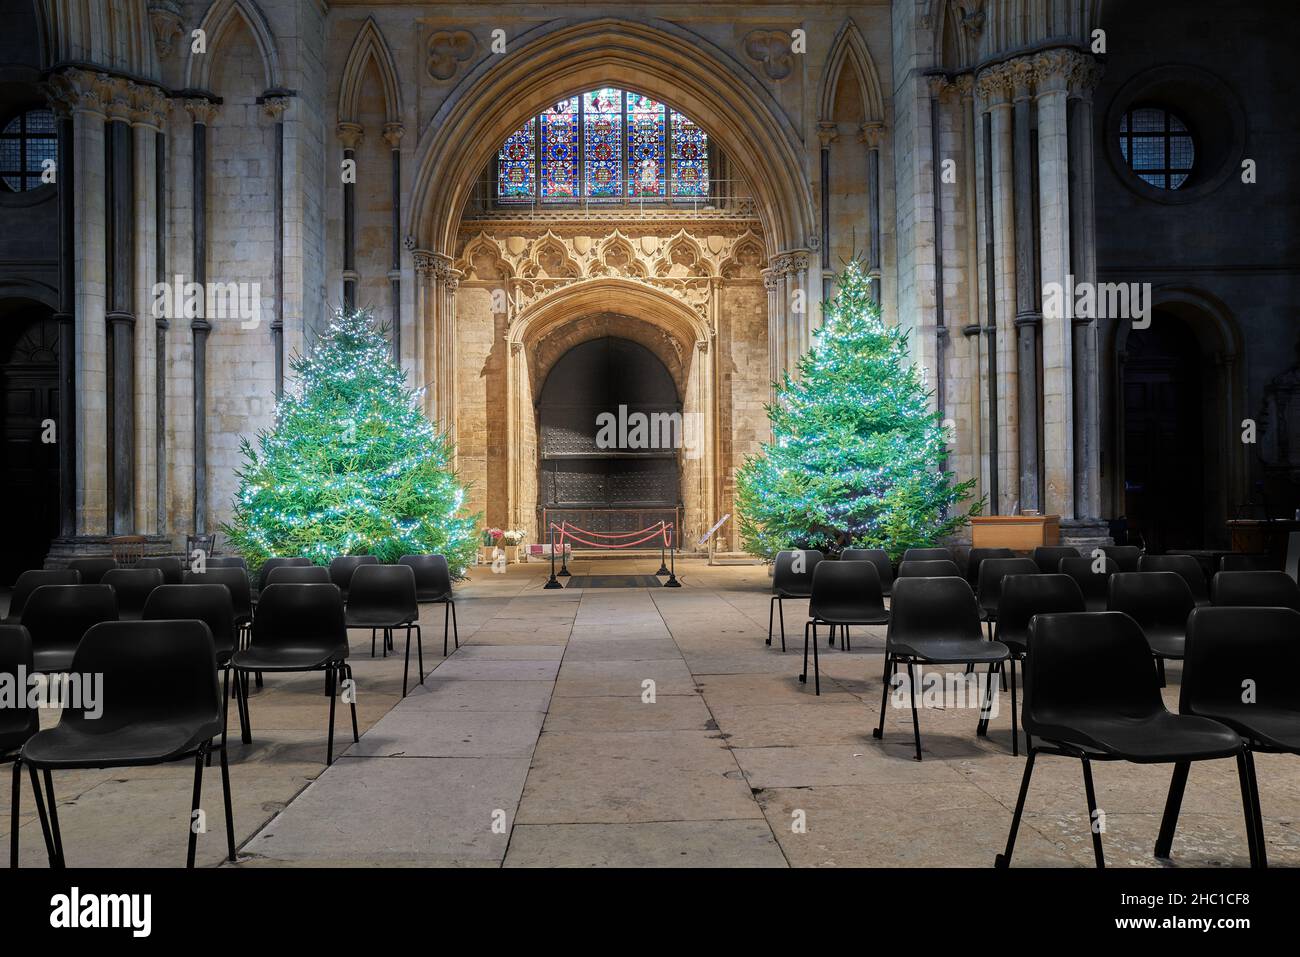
338 122 362 311
860 122 885 304
761 265 784 408
184 96 219 534
264 94 290 398
105 81 136 534
431 254 461 447
383 122 404 364
412 250 432 397
49 90 77 537
1009 60 1041 515
817 122 836 304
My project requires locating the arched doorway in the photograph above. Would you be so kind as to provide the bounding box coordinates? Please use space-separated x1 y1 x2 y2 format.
538 336 681 536
0 300 59 581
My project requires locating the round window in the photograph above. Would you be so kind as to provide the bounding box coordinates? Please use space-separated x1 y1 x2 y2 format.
1118 106 1195 190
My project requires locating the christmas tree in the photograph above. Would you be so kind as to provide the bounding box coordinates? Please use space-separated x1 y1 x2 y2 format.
736 261 980 560
223 308 479 572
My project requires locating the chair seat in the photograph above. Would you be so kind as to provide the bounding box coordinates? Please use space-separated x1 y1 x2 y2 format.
812 608 889 626
1144 627 1185 659
890 637 1010 664
345 609 417 628
32 648 76 674
775 588 812 599
416 590 451 603
232 643 348 672
1190 705 1300 753
1030 711 1241 763
22 718 221 769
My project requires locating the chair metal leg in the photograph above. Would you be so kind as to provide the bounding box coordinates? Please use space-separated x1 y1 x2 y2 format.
326 664 338 766
1080 755 1105 868
26 762 54 866
345 663 359 742
443 602 450 656
872 654 892 739
995 750 1037 867
42 769 63 867
799 620 809 684
766 597 775 646
1154 759 1190 859
828 623 835 648
187 749 204 868
906 660 922 761
1244 749 1267 867
414 624 424 683
843 626 851 651
450 601 459 649
810 621 820 695
1235 750 1263 868
371 628 377 658
238 670 253 745
976 662 997 737
402 625 412 697
777 598 786 653
218 739 236 863
255 671 263 689
10 758 19 868
1010 658 1019 758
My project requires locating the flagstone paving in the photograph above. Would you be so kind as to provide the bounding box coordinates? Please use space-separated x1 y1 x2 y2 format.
7 559 1299 868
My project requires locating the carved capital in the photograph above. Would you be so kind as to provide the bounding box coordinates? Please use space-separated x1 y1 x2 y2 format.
336 121 364 151
1067 56 1104 101
261 95 290 121
1009 58 1036 102
975 64 1012 108
129 83 169 130
148 1 184 59
44 68 110 118
816 121 838 148
955 73 976 98
761 268 781 292
412 249 436 276
927 73 954 99
382 122 405 149
858 121 885 150
182 96 220 126
1032 49 1077 96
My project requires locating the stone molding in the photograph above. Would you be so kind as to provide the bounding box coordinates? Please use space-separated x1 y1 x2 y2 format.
181 96 220 126
336 121 364 150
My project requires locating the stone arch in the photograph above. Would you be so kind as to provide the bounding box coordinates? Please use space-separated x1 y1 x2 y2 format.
521 233 580 279
185 0 281 91
655 232 711 279
337 16 402 127
409 18 815 259
590 234 646 279
818 19 885 124
720 231 767 279
457 233 514 282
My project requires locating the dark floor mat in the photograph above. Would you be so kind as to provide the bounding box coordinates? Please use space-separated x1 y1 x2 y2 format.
562 575 666 588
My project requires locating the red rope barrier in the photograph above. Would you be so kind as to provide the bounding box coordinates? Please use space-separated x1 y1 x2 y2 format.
551 520 673 549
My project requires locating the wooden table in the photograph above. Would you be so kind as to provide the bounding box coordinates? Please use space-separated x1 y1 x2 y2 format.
970 515 1061 551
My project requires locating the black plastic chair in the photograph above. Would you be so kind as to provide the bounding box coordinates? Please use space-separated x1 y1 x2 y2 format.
21 584 118 674
841 548 894 597
896 559 961 579
1210 570 1300 611
995 611 1258 869
1287 532 1300 583
347 565 423 695
1 624 40 868
207 556 248 570
1101 544 1141 573
329 555 378 601
1108 571 1195 686
66 557 118 585
1058 556 1118 612
965 547 1013 590
256 557 311 594
266 565 333 586
231 583 356 765
976 557 1040 635
101 567 165 621
1139 554 1209 607
1031 545 1080 576
873 577 1008 761
144 584 247 745
399 555 457 655
767 550 824 652
798 562 888 694
993 574 1086 756
1220 553 1274 573
901 546 953 564
3 569 80 624
184 567 254 647
20 619 235 868
136 556 183 585
1162 606 1300 867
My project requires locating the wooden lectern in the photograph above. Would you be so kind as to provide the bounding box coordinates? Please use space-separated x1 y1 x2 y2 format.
970 515 1061 551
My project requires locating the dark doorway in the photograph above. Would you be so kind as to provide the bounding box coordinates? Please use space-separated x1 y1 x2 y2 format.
0 301 60 582
1122 311 1205 552
538 336 681 536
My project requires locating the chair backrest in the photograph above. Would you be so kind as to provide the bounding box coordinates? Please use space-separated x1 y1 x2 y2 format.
67 557 118 585
771 550 824 596
109 535 147 565
1210 570 1300 611
901 546 953 564
995 574 1085 649
20 584 118 666
1138 554 1208 603
0 624 38 752
266 565 333 586
257 556 312 592
143 584 237 659
101 567 165 617
1024 612 1164 734
1058 556 1119 611
7 569 80 621
64 620 221 733
330 555 379 592
1220 553 1274 573
1108 571 1195 630
251 583 346 652
840 548 894 596
183 566 253 621
896 559 961 579
1287 531 1300 584
186 533 217 560
977 557 1040 614
1031 545 1081 575
1101 544 1141 573
1182 606 1300 717
808 561 884 620
399 554 452 599
965 547 1013 587
347 564 418 619
886 576 983 647
206 556 248 570
136 556 184 585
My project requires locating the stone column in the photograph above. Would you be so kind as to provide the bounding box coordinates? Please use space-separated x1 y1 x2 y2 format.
412 250 433 402
337 122 362 311
263 94 290 397
928 76 951 431
1010 59 1041 514
959 74 987 502
104 79 136 534
860 123 885 304
44 81 78 537
431 255 461 446
1034 50 1075 521
383 122 404 363
817 122 837 304
184 96 219 534
762 265 785 407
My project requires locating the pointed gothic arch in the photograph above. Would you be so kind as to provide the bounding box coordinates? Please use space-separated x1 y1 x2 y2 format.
337 16 403 127
185 0 281 91
818 19 885 124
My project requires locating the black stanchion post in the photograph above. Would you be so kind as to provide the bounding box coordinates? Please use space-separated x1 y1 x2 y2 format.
664 523 681 587
544 520 562 589
656 520 670 576
558 522 571 577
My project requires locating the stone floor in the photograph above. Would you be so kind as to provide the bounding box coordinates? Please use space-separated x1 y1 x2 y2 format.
5 559 1299 868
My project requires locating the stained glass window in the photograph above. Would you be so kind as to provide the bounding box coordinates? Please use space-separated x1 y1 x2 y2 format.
497 88 709 203
1 109 56 192
626 93 665 197
583 88 623 198
669 110 708 198
540 96 579 200
497 117 535 201
1118 107 1194 190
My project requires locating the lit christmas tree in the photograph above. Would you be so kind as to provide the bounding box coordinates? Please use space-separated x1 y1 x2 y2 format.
736 261 981 560
223 308 479 572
